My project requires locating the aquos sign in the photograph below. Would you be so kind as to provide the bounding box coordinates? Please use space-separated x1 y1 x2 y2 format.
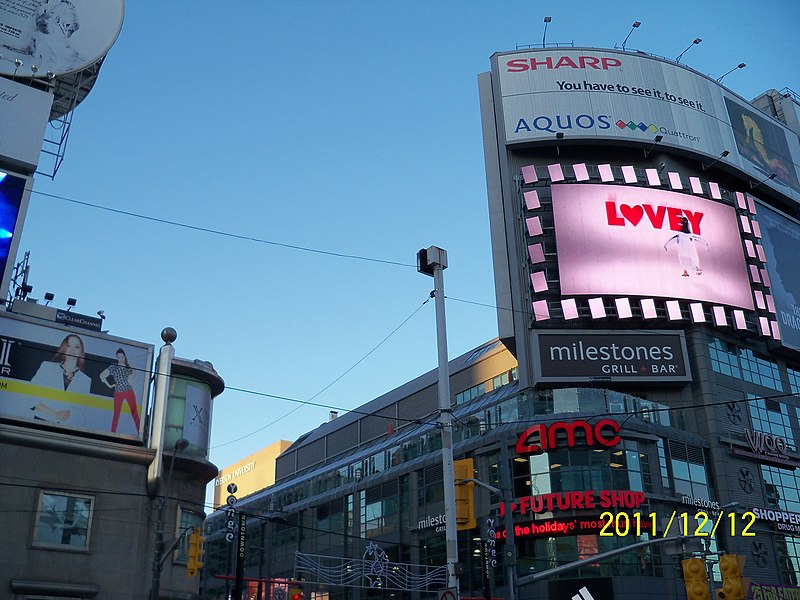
490 47 800 204
532 330 692 384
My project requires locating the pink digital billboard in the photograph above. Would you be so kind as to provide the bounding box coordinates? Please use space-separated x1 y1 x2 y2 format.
551 183 753 309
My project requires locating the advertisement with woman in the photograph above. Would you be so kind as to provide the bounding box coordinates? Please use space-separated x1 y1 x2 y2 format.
0 313 153 440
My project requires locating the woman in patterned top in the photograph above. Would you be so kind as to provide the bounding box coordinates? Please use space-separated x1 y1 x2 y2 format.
101 348 140 433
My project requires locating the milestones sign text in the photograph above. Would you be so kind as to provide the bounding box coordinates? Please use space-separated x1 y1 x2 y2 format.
533 330 691 384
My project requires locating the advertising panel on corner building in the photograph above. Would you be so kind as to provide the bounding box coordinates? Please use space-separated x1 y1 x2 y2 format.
0 312 153 440
533 330 691 384
551 183 753 309
0 0 124 77
0 171 31 296
491 48 800 203
756 202 800 352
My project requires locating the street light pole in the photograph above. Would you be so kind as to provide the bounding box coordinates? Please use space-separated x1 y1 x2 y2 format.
418 246 459 591
151 437 189 600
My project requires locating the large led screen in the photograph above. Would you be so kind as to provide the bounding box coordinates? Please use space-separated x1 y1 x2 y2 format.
0 171 30 295
0 314 153 440
756 203 800 352
551 183 753 309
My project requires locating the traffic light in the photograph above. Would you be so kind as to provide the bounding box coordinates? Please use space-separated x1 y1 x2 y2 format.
288 586 304 600
681 557 710 600
453 457 476 531
717 554 750 600
187 527 205 577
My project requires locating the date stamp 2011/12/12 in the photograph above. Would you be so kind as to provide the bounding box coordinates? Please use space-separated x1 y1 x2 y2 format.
598 511 756 537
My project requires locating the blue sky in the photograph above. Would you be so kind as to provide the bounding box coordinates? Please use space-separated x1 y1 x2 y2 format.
18 1 799 509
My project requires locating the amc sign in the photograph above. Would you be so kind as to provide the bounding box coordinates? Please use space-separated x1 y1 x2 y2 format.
533 330 691 384
516 419 620 455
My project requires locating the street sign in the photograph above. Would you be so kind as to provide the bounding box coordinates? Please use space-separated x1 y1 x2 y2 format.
439 588 458 600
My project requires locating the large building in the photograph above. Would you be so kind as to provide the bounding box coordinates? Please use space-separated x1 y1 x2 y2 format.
0 4 230 599
204 47 800 600
0 308 225 599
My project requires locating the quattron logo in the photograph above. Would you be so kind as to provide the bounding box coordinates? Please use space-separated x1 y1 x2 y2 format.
616 119 659 133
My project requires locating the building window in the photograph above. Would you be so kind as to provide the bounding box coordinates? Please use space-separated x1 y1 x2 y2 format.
666 441 712 501
708 337 741 378
492 367 518 390
176 507 205 561
749 396 795 447
762 465 800 514
456 382 486 405
33 490 93 550
788 367 800 395
708 336 783 391
740 348 783 391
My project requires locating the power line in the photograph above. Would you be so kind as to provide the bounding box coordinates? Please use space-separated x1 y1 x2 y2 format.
211 295 433 448
31 188 416 268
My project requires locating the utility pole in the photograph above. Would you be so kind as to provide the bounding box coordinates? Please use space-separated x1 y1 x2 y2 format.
417 246 459 591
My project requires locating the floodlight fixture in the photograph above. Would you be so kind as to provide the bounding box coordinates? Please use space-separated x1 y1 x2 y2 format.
750 173 777 190
66 297 77 311
43 292 54 306
643 134 664 157
621 21 641 51
542 16 552 47
701 149 730 171
717 63 746 82
676 38 702 63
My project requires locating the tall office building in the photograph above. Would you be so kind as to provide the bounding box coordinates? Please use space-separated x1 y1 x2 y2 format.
203 47 800 599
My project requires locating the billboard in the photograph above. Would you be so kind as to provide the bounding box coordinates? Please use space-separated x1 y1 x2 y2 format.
533 330 691 384
0 313 153 440
756 203 800 352
0 78 52 171
551 183 753 309
493 48 800 202
0 171 31 297
0 0 124 77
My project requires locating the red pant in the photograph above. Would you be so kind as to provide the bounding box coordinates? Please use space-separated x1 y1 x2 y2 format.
112 390 140 433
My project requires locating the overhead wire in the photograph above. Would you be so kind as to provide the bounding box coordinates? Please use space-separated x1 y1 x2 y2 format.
30 188 416 268
211 295 433 448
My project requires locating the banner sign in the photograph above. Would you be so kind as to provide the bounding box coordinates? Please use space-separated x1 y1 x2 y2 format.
492 48 800 202
0 313 153 440
533 330 691 384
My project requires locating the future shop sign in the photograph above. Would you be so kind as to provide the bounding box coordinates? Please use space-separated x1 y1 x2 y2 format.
532 330 691 384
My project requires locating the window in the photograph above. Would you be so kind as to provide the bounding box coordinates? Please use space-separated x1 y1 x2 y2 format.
176 507 204 561
491 367 518 390
33 490 93 550
708 336 783 391
666 441 712 501
456 382 486 405
749 396 795 447
708 337 741 378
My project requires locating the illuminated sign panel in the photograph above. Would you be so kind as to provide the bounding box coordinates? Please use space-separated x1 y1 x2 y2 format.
499 489 646 516
756 203 800 352
516 418 620 455
551 183 753 309
0 171 29 295
492 48 800 202
534 330 691 383
0 313 153 440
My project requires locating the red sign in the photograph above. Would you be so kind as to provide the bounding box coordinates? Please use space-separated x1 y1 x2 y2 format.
499 490 646 517
516 419 620 455
506 56 622 72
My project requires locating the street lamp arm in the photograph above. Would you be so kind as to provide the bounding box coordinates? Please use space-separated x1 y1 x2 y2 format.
159 526 196 568
459 477 502 497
